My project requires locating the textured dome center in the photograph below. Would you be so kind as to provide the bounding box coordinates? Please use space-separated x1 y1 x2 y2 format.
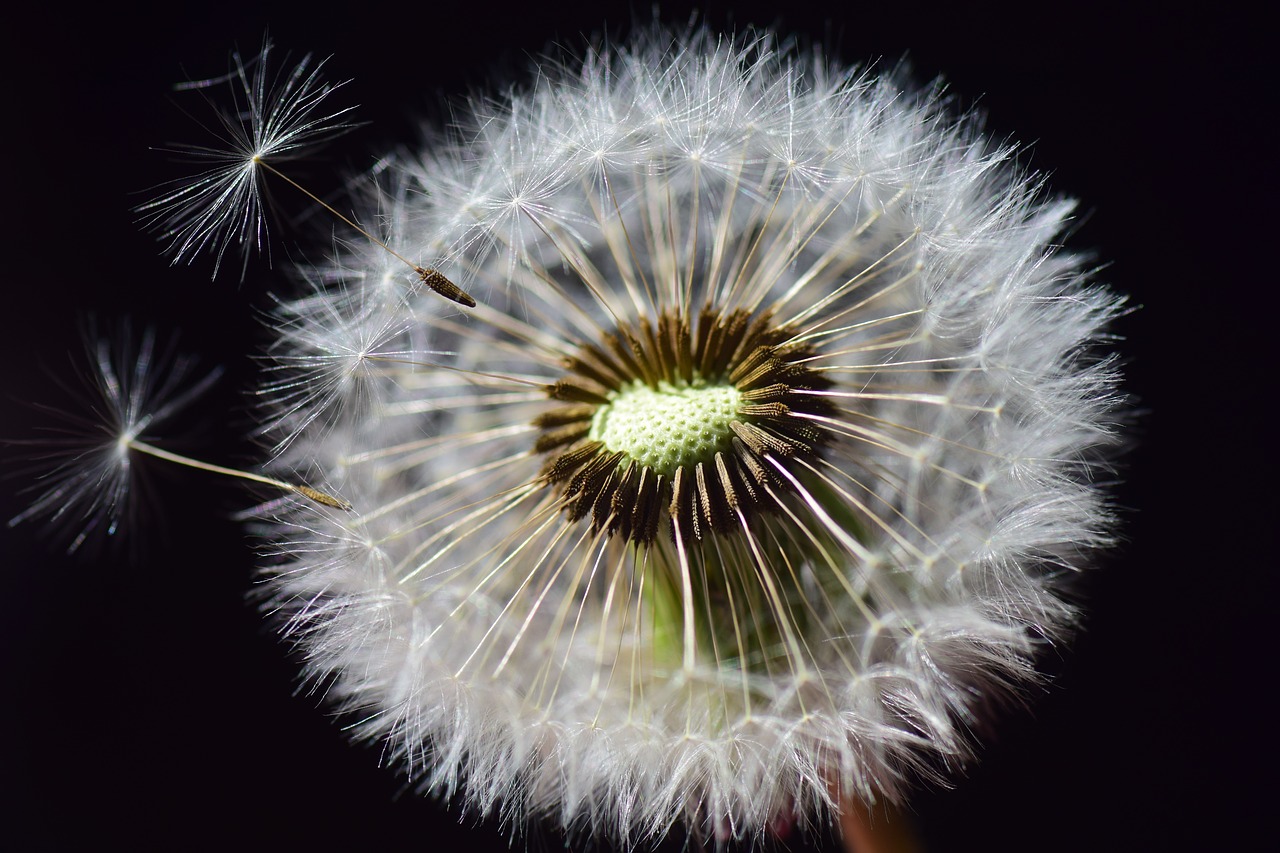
589 380 742 478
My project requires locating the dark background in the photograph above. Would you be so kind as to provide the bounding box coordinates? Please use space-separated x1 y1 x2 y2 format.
3 2 1266 850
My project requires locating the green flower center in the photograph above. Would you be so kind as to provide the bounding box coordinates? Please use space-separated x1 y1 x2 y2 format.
535 307 836 546
589 380 742 478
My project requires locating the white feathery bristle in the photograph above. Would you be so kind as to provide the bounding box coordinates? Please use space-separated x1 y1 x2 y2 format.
138 39 355 278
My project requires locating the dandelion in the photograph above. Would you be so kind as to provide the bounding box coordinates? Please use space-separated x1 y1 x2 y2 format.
29 24 1126 850
247 29 1125 845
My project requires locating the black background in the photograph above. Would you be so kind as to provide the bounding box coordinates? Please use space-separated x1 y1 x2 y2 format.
3 2 1266 850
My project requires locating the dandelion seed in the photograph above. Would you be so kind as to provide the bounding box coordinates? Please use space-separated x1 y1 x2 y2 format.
10 327 351 553
139 40 476 307
8 327 223 551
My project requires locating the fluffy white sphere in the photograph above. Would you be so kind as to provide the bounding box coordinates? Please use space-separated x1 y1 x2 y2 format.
252 27 1123 846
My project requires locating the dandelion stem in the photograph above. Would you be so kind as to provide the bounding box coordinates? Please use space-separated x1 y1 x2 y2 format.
836 795 921 853
127 439 351 510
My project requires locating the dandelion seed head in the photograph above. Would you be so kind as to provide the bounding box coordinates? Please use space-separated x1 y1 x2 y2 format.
125 25 1127 847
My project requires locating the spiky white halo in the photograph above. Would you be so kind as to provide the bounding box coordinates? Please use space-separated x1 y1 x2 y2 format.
258 28 1122 846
